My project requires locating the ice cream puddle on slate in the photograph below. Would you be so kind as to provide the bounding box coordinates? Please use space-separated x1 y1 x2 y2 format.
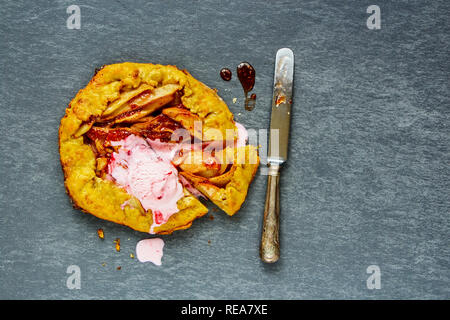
136 238 164 266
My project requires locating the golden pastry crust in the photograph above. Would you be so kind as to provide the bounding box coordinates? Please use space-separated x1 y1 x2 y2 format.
59 62 258 234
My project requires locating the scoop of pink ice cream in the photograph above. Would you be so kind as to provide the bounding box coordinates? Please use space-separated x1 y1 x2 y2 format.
108 135 184 232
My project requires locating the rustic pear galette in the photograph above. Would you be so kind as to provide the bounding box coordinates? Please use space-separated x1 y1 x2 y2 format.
59 63 259 234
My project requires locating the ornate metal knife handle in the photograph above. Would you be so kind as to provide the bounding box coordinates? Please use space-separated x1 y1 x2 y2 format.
260 164 281 263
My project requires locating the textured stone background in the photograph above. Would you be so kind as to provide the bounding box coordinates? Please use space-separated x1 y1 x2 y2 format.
0 0 448 299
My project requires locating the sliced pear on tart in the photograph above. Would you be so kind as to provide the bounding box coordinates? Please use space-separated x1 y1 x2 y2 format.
179 146 259 215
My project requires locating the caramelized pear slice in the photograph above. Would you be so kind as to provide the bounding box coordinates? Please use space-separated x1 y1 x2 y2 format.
208 165 237 187
174 150 226 178
179 171 225 206
134 114 184 142
162 106 203 139
102 84 154 117
101 84 181 122
73 120 95 138
129 116 155 130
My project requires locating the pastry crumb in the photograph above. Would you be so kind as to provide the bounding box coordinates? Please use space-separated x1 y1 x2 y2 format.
209 215 214 221
208 240 211 245
114 238 121 252
97 228 104 239
116 266 121 270
233 98 237 104
130 253 135 259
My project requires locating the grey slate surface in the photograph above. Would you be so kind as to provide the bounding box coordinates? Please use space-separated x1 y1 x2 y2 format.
0 0 449 299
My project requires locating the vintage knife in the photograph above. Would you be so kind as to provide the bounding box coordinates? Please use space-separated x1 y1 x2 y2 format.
260 48 294 263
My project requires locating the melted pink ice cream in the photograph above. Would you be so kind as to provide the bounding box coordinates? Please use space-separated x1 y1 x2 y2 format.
108 135 184 233
146 138 181 163
136 238 164 265
235 122 248 147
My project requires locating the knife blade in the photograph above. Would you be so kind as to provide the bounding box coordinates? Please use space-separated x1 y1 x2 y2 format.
268 48 294 165
260 48 294 263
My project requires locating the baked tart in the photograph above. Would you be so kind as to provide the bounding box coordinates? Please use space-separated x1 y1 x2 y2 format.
59 63 259 234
